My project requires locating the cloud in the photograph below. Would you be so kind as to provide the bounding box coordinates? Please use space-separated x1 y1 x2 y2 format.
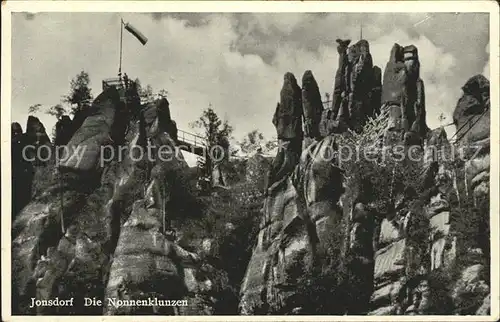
150 12 211 27
11 12 489 154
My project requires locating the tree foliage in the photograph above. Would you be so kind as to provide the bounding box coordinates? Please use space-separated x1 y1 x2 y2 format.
190 106 234 188
46 104 68 120
238 130 277 155
176 189 262 314
28 103 42 114
335 109 426 212
63 71 93 115
157 89 169 99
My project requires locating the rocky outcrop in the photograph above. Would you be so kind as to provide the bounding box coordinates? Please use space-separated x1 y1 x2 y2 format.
12 88 124 314
240 70 344 314
12 83 213 315
329 39 381 133
54 115 74 146
11 42 492 317
448 75 491 315
267 73 303 191
239 135 344 314
422 128 455 274
241 73 304 313
382 44 428 146
58 88 128 172
301 70 324 141
11 116 52 219
103 103 204 314
338 43 429 316
154 97 178 142
453 74 490 199
241 39 490 316
12 122 35 218
25 116 51 152
366 75 491 315
273 73 303 141
331 38 351 119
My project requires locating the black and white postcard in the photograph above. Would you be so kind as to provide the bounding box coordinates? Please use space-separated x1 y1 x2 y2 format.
2 1 499 320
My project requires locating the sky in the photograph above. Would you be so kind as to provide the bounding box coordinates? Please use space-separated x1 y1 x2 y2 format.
11 12 490 165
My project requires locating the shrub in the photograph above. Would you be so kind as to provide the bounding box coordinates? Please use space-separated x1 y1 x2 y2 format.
175 182 263 314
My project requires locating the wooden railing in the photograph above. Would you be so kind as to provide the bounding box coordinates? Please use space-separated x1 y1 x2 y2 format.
177 129 207 157
102 77 124 90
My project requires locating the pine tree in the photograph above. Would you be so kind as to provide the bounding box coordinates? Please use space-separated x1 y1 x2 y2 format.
190 105 233 189
64 71 93 115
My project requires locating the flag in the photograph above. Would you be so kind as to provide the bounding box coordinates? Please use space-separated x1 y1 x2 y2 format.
123 21 148 45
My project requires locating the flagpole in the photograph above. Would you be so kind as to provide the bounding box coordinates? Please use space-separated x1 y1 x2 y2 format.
119 18 124 79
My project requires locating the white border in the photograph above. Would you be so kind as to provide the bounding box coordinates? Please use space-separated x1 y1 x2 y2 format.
2 1 499 321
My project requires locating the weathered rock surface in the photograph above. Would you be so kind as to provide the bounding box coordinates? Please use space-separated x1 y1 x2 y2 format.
453 74 490 199
12 115 53 219
273 73 303 141
329 39 381 133
241 53 490 316
240 71 343 313
382 43 428 146
11 44 492 317
59 88 126 172
12 122 35 218
12 88 124 314
12 83 214 315
267 73 304 192
365 75 490 315
239 136 344 314
25 116 51 152
301 70 324 140
318 109 345 138
331 38 351 119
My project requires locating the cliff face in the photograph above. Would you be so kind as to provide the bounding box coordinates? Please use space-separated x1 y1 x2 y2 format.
239 40 491 316
12 116 52 218
328 39 382 133
11 41 491 317
12 85 215 315
239 70 345 314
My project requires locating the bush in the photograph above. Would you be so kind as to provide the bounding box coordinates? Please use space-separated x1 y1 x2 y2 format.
175 183 263 314
267 214 348 315
450 192 489 262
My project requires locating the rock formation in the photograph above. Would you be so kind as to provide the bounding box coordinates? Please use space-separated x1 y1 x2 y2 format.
11 122 35 218
331 39 351 119
240 42 490 316
328 39 382 133
12 83 214 315
450 74 491 315
301 70 324 141
266 73 303 192
11 41 492 317
103 101 202 315
453 74 490 199
240 70 344 314
25 116 51 155
11 116 52 219
54 115 74 146
381 44 428 146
